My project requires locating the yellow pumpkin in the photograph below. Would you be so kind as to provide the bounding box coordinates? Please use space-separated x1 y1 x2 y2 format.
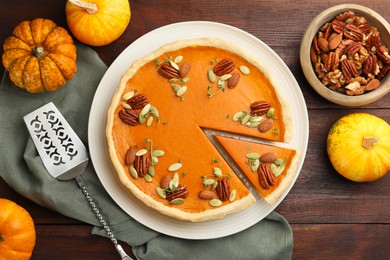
66 0 131 46
2 18 77 93
0 198 36 260
327 113 390 182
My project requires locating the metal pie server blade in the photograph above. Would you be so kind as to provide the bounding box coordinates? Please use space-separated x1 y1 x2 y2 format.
24 102 132 260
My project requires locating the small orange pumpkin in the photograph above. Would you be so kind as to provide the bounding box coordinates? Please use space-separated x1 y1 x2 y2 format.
66 0 131 46
327 113 390 182
2 18 77 93
0 198 36 260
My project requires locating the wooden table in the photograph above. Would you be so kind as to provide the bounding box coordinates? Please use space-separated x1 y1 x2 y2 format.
1 0 389 259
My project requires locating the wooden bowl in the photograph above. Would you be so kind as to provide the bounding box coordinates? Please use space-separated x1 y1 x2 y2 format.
300 4 390 106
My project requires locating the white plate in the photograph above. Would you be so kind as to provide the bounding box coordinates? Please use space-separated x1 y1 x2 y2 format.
88 21 308 240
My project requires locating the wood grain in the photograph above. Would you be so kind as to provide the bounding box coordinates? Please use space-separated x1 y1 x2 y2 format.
0 0 389 259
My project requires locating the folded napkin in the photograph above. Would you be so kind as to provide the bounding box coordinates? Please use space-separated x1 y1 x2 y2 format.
0 43 293 259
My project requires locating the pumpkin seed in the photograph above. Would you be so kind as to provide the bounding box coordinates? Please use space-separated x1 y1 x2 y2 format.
217 78 225 88
211 181 218 190
204 179 215 186
246 152 260 159
171 84 180 93
122 103 132 109
148 166 155 177
144 174 153 182
156 187 166 199
136 149 148 156
274 158 286 166
220 74 232 81
150 106 159 117
139 104 151 124
169 179 178 190
270 163 285 177
146 116 154 127
122 91 134 100
213 167 223 178
169 60 180 70
180 77 189 84
209 199 223 207
170 198 185 205
207 69 216 83
174 55 183 63
152 156 159 165
168 78 179 83
129 166 138 179
241 114 251 125
152 150 165 157
250 159 260 172
229 189 237 202
233 111 244 121
248 121 261 128
168 162 182 172
250 115 263 122
266 108 275 118
239 65 250 75
173 172 179 181
176 86 187 97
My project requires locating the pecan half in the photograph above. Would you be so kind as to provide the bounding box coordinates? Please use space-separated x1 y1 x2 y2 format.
216 178 230 201
343 24 363 42
331 20 346 34
250 100 271 115
179 62 191 78
363 54 377 75
377 46 390 64
378 64 390 80
213 58 235 76
227 71 240 88
166 184 189 201
125 146 137 165
134 154 150 177
336 11 355 21
341 59 358 80
258 163 275 189
366 34 381 52
344 42 361 56
127 94 148 109
358 24 372 35
325 52 339 71
119 109 139 126
158 62 180 79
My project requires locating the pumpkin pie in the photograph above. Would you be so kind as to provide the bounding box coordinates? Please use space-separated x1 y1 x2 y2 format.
106 38 299 222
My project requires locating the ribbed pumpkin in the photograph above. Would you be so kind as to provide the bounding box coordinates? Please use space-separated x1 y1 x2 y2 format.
2 18 77 93
0 198 36 260
327 113 390 182
66 0 131 46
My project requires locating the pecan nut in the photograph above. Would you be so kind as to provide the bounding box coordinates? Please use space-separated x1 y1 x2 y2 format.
377 46 390 64
250 100 271 115
118 109 139 126
179 62 191 78
366 34 381 52
344 42 361 56
213 58 235 76
363 54 377 75
216 178 230 201
125 146 137 165
258 163 275 189
378 64 390 80
158 62 180 79
227 71 240 88
335 11 355 22
325 52 339 72
343 24 363 42
166 184 189 201
331 20 346 34
134 154 150 177
127 94 148 109
341 59 358 80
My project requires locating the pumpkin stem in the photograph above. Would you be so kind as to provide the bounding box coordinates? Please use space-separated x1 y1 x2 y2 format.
33 47 45 59
68 0 98 14
362 136 379 149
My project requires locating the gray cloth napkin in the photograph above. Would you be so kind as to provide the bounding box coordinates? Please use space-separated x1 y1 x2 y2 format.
0 43 293 259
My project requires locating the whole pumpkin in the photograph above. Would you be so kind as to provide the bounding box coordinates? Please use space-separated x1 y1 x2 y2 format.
66 0 131 46
327 113 390 182
0 198 36 260
2 18 77 93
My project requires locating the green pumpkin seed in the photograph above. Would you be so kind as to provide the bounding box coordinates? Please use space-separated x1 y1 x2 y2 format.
146 116 154 127
217 78 225 88
209 199 223 207
152 156 159 165
270 163 285 177
211 181 218 190
168 78 179 83
122 103 132 109
229 189 237 202
148 166 155 176
233 111 244 121
204 179 215 186
248 121 261 128
220 74 232 81
171 84 180 93
168 162 182 172
250 115 263 122
129 166 138 179
150 106 159 117
213 167 222 178
250 159 260 172
239 65 250 75
170 198 185 205
169 60 180 70
207 69 216 83
174 55 183 63
136 149 148 156
152 150 165 157
122 91 135 100
246 152 261 159
176 86 187 97
144 174 153 182
180 77 189 84
156 187 166 199
274 158 286 166
266 108 275 118
241 114 250 125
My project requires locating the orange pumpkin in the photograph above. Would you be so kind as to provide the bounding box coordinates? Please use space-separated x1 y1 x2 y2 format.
66 0 131 46
0 198 36 260
2 18 77 93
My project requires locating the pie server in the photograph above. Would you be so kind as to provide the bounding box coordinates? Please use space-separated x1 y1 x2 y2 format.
24 102 132 260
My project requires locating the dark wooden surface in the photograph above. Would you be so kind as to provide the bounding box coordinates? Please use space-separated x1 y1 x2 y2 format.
1 0 389 259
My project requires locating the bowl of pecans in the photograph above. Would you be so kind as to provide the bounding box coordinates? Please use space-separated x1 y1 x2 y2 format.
300 4 390 106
